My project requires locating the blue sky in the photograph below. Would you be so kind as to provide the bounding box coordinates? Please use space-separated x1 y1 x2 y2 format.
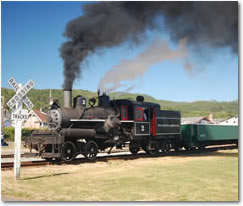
1 1 238 102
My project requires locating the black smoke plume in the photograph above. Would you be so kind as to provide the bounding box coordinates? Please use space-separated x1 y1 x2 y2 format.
60 1 238 90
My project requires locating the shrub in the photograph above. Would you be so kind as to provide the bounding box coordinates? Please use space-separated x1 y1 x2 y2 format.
2 127 14 141
2 127 34 141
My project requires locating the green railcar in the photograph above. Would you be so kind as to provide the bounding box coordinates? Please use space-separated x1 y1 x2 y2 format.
181 124 238 149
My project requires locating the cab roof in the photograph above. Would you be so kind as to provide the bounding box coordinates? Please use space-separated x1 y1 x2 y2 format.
111 99 161 110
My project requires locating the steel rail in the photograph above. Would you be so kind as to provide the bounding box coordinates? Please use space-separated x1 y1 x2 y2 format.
1 160 49 171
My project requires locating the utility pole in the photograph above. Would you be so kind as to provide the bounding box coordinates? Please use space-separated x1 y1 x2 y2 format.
1 96 4 132
49 89 52 105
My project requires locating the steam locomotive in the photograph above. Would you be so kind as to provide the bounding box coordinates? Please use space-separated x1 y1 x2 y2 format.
25 90 182 162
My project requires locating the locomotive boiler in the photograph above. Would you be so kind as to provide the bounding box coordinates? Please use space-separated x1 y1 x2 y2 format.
25 90 181 162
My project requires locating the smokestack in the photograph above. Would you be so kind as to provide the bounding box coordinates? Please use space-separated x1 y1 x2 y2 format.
63 89 72 108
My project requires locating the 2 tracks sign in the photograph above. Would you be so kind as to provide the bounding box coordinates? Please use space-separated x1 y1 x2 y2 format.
11 109 28 120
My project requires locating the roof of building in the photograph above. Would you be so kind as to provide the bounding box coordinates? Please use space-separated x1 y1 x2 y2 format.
182 116 225 124
32 110 47 122
219 117 238 125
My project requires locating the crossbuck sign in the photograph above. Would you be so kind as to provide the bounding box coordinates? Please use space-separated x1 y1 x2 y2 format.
6 77 35 180
7 77 34 110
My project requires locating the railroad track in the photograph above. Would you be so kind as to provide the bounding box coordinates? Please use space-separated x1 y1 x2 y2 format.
1 144 237 171
1 149 129 159
68 144 238 164
1 154 27 159
1 160 49 171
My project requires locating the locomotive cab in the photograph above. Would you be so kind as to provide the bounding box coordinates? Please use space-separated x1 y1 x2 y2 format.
134 106 151 136
126 99 182 155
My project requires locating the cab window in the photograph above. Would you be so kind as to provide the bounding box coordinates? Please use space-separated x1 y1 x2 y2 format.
135 108 144 121
121 105 128 120
143 108 149 121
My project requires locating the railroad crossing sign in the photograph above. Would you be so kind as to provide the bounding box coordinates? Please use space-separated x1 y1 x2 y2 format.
6 77 35 180
7 77 34 110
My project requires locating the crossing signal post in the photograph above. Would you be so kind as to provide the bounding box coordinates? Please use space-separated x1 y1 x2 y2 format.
13 95 23 180
6 78 34 180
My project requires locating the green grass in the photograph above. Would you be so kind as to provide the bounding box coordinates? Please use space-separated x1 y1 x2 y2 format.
1 149 238 201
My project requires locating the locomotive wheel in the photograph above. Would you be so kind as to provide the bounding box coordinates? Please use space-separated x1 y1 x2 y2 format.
174 146 180 152
161 140 171 153
129 145 140 155
184 146 192 151
146 142 159 156
84 141 98 160
61 141 77 162
141 144 149 153
198 144 206 150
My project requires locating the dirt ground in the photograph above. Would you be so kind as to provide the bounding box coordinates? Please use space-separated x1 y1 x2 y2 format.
1 142 29 155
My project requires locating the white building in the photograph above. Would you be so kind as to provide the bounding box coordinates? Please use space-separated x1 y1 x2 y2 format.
22 109 48 129
218 117 238 125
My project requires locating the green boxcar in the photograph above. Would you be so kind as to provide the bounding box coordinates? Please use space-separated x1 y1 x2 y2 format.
181 124 238 149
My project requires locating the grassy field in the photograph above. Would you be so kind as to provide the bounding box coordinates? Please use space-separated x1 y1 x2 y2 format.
1 149 238 201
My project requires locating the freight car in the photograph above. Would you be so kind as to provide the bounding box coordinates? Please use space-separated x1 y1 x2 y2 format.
25 90 181 161
181 124 238 150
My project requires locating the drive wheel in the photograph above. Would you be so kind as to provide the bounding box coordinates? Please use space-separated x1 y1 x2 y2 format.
161 140 171 153
146 141 159 156
184 146 192 151
129 144 140 155
198 144 205 150
141 144 149 154
61 141 77 162
84 141 98 160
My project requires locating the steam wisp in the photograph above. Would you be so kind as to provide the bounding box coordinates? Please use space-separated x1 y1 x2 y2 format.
98 38 188 93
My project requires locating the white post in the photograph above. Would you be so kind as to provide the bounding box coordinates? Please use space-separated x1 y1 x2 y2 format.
14 85 23 180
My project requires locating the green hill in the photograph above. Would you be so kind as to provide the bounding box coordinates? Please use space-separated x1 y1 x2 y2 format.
1 88 238 118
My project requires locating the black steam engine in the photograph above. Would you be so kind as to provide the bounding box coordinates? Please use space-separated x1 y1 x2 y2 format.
25 90 181 162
